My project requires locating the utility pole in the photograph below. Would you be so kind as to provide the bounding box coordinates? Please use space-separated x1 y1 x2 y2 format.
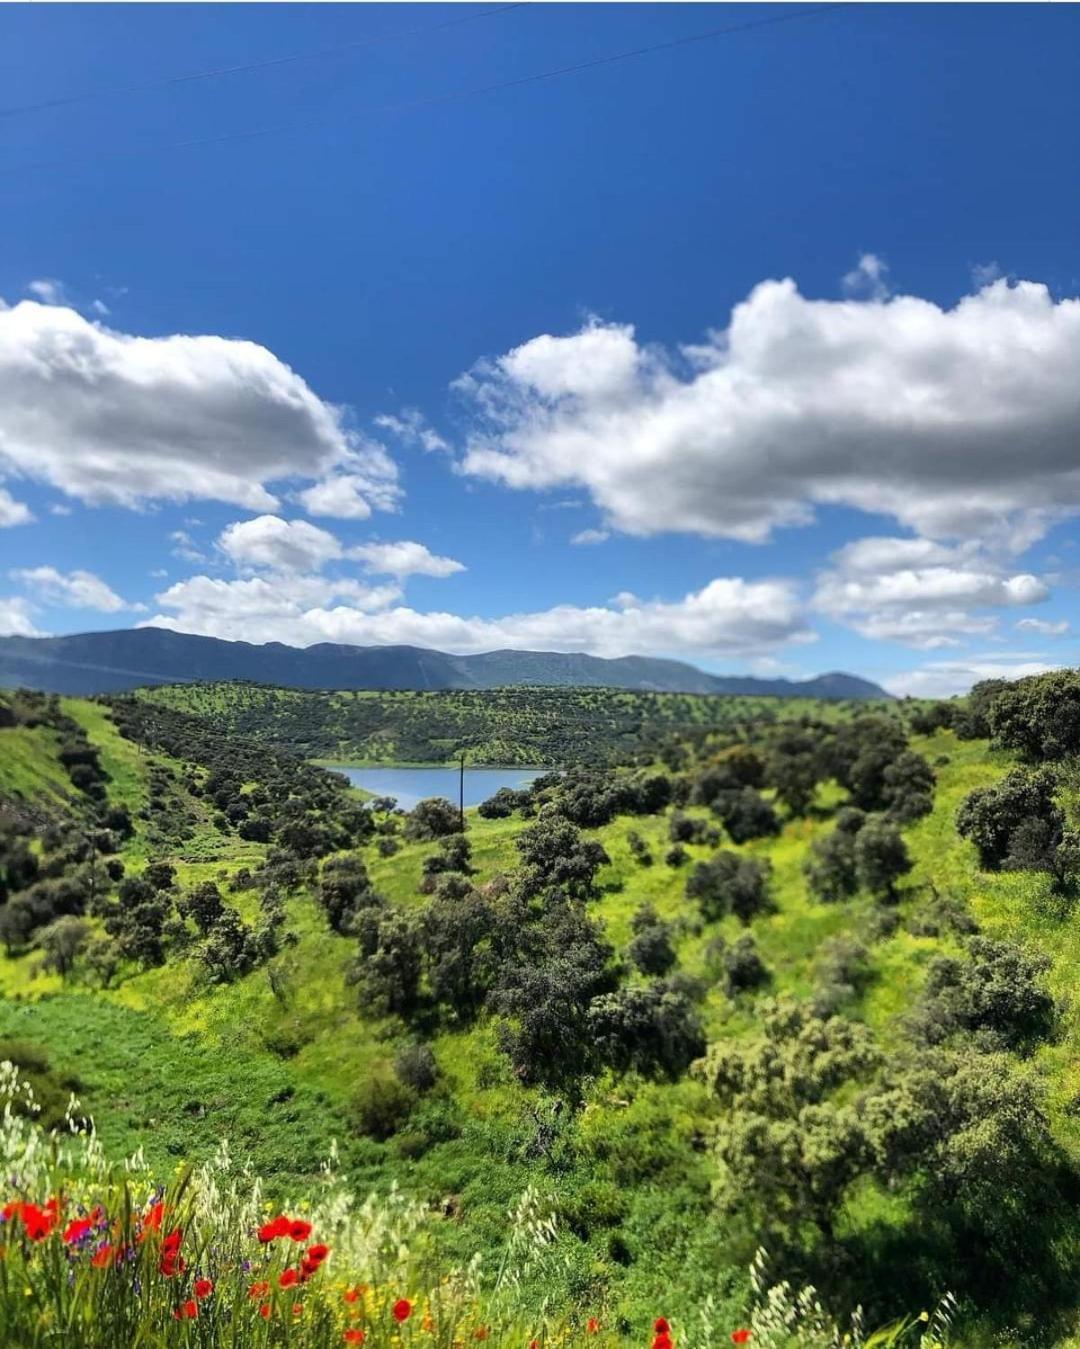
459 751 466 832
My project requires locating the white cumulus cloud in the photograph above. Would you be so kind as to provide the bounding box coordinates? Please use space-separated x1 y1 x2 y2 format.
11 566 129 612
142 574 811 660
0 299 375 512
347 540 465 578
457 275 1080 548
812 535 1049 648
218 515 344 574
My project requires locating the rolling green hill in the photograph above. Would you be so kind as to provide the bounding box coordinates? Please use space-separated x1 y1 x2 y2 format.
2 677 1080 1343
134 680 895 766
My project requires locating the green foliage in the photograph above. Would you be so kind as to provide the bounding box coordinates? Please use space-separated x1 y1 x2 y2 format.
404 795 463 841
987 669 1080 762
515 815 610 900
136 681 885 768
956 767 1064 872
686 851 772 923
853 817 912 899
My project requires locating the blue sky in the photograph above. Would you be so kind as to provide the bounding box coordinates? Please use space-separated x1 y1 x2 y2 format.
1 2 1079 696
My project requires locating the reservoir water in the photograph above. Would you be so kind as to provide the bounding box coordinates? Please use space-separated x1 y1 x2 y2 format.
337 765 547 811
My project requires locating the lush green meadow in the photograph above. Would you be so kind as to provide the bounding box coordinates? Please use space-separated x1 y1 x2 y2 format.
2 680 1080 1343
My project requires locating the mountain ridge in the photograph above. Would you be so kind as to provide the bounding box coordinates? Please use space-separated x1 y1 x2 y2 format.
0 627 890 699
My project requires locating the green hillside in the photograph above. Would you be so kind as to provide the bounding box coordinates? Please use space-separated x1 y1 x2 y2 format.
3 677 1080 1343
135 680 893 766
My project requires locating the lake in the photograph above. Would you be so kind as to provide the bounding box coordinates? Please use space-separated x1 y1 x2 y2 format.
337 765 548 811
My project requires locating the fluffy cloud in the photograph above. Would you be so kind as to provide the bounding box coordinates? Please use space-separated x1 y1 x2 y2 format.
886 657 1061 699
0 486 32 527
218 515 343 573
0 299 376 511
143 574 810 659
11 566 129 612
458 276 1080 547
297 440 401 520
571 528 609 546
0 596 41 637
813 535 1049 648
1016 617 1070 636
348 540 464 578
145 573 402 643
299 474 374 520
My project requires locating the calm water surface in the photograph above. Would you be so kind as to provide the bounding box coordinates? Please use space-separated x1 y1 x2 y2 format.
339 765 547 811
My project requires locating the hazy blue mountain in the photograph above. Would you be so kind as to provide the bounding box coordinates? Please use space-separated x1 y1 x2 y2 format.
0 627 889 699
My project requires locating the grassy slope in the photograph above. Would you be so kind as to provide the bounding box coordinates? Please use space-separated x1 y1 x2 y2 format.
2 705 1078 1337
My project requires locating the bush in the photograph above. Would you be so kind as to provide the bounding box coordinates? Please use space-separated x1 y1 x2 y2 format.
804 828 858 904
853 817 912 899
686 851 772 924
394 1041 440 1093
956 768 1063 872
349 1072 416 1140
627 904 676 976
710 787 781 844
720 934 768 996
987 669 1080 761
404 796 462 841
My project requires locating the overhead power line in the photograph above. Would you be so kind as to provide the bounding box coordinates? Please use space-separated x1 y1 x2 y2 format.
0 3 525 119
1 4 844 178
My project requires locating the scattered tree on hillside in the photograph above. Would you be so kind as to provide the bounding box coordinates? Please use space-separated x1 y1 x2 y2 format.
956 768 1064 872
686 852 772 924
853 817 912 899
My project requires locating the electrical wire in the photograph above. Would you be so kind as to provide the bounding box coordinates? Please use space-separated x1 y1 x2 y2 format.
1 5 845 178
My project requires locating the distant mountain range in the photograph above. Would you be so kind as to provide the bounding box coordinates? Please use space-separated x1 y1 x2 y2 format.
0 627 890 700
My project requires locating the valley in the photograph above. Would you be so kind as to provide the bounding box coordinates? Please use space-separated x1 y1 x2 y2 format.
3 674 1080 1343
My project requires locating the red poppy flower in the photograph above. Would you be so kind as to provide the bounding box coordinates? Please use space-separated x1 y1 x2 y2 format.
279 1268 299 1289
142 1201 166 1234
292 1303 304 1316
90 1243 114 1268
653 1335 674 1349
248 1281 270 1300
259 1214 291 1242
173 1300 198 1321
194 1278 214 1300
162 1227 183 1254
474 1328 490 1341
343 1287 363 1304
654 1320 671 1334
288 1219 313 1242
344 1333 366 1346
392 1298 412 1323
305 1242 330 1264
259 1303 271 1320
731 1333 751 1345
587 1318 600 1334
19 1202 55 1241
63 1217 94 1245
159 1250 186 1278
